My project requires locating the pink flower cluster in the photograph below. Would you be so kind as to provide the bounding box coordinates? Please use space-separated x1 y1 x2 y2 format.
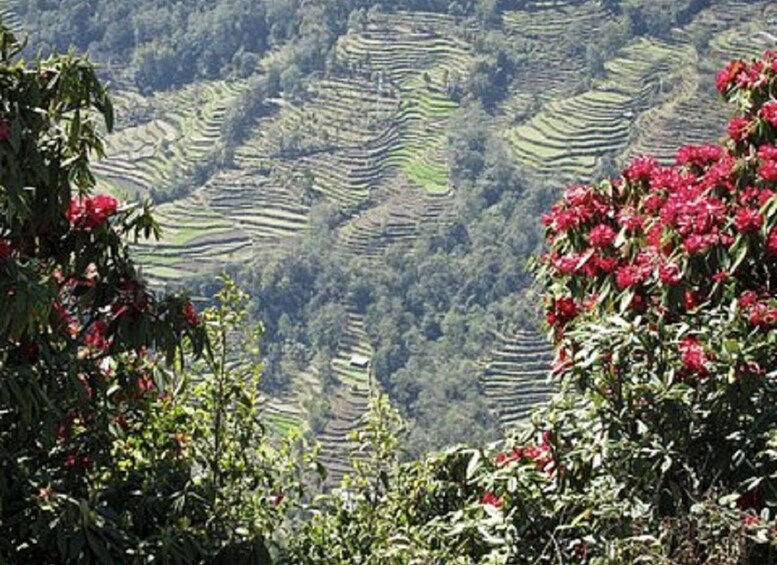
494 431 555 476
715 52 777 95
66 194 118 230
540 51 777 384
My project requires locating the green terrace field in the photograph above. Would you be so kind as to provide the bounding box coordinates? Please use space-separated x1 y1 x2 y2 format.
314 312 374 484
501 0 608 100
0 0 20 33
117 10 473 279
624 1 776 164
94 80 247 199
130 189 254 284
505 37 689 182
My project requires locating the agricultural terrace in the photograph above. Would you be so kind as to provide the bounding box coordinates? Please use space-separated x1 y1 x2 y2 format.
502 0 608 100
93 79 247 198
505 37 688 183
314 312 374 484
480 330 554 431
130 190 253 284
0 0 21 32
624 1 775 164
336 10 472 196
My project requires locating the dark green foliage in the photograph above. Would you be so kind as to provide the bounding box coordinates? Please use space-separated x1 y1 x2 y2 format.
15 0 478 92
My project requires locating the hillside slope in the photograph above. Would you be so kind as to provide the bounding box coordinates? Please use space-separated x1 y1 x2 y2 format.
9 0 776 470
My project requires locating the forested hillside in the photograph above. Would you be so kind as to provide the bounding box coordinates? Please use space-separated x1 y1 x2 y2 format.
7 0 776 473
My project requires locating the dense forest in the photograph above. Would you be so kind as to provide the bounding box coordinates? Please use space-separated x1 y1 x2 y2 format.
8 0 771 458
19 0 710 91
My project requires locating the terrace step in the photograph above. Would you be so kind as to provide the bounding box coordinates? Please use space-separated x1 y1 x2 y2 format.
480 329 555 431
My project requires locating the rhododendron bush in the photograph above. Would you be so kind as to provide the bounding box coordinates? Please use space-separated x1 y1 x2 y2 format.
529 49 777 561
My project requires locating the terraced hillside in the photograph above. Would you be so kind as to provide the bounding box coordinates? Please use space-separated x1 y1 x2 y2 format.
69 1 777 473
106 10 473 282
625 1 777 164
505 38 691 182
94 80 248 198
502 0 608 100
480 330 555 430
0 0 20 32
315 312 374 483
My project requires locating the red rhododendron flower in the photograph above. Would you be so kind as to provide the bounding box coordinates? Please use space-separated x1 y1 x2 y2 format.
138 374 154 392
84 320 110 351
743 514 761 528
661 186 725 237
757 144 777 161
698 155 736 192
551 253 580 275
677 144 724 168
616 265 639 289
657 262 682 285
615 253 653 289
624 156 658 183
495 447 523 466
767 229 777 255
734 207 763 233
66 194 119 229
760 101 777 127
480 492 503 508
645 222 666 249
588 224 616 248
594 254 618 274
758 160 777 183
0 121 10 142
728 117 751 142
184 302 199 326
734 60 764 89
546 297 579 328
716 59 746 93
682 233 716 255
738 186 774 207
739 291 759 309
748 303 777 329
523 431 556 475
712 270 729 283
679 337 709 376
617 207 644 231
684 290 700 311
552 346 574 376
642 192 666 215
